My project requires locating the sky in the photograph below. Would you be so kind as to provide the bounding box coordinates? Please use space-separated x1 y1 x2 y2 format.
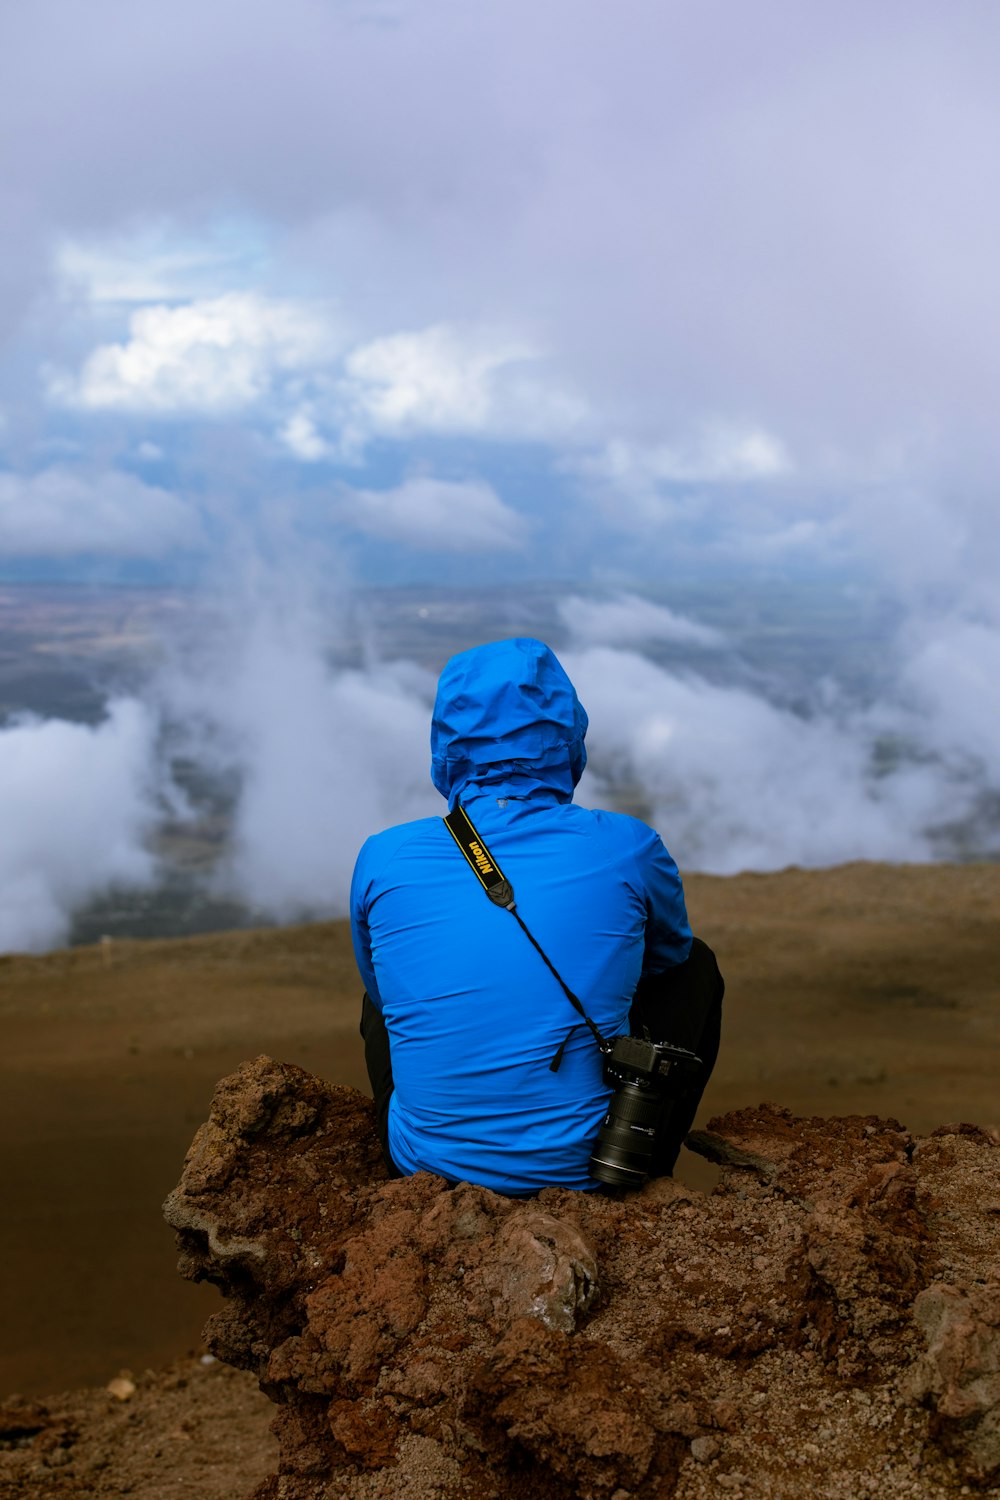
1 0 998 592
2 0 1000 951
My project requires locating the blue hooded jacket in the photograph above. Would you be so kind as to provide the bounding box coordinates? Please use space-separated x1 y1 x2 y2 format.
349 638 691 1194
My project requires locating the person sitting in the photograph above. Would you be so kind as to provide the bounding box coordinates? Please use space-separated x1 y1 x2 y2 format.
350 636 723 1194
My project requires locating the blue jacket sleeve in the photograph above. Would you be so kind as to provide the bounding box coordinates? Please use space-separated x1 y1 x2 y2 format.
349 839 383 1010
636 828 692 974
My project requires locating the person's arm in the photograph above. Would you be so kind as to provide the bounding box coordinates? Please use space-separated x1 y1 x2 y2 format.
636 827 692 974
349 839 383 1009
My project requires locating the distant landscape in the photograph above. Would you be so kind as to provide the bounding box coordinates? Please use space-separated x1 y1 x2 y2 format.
6 575 994 956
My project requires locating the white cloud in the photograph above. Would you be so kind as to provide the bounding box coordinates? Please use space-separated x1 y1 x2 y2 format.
158 608 440 920
0 468 205 555
280 409 331 461
584 425 792 492
343 324 530 432
0 700 162 954
558 593 725 649
337 323 587 451
340 475 530 551
563 424 808 548
567 646 952 875
50 292 340 414
899 617 1000 772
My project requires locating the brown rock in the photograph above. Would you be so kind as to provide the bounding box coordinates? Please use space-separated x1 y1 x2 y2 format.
160 1059 1000 1499
905 1280 1000 1480
469 1317 669 1494
480 1209 598 1332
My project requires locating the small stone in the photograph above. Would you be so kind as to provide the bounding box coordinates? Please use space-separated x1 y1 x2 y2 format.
691 1435 721 1463
485 1211 598 1332
712 1398 740 1431
106 1377 136 1401
199 1354 217 1366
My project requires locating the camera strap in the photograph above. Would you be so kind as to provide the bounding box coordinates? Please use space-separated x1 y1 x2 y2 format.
443 801 610 1070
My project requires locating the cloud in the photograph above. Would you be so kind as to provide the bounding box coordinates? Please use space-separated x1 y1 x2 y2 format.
551 426 799 552
585 428 793 490
558 593 725 649
50 292 340 414
338 475 530 552
157 604 440 919
899 617 1000 773
566 646 956 875
6 1 996 586
569 428 794 533
5 2 1000 493
342 325 531 434
280 409 331 462
0 467 205 555
0 700 162 954
337 323 587 452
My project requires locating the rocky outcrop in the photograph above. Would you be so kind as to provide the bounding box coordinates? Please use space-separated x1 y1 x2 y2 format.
165 1057 1000 1499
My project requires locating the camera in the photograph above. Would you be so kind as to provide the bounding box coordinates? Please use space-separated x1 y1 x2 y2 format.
589 1035 703 1189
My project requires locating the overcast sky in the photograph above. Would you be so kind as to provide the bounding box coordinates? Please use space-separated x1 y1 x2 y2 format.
5 0 1000 948
1 0 999 596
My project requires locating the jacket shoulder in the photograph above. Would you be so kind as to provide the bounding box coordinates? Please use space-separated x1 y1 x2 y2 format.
354 816 446 882
572 804 664 852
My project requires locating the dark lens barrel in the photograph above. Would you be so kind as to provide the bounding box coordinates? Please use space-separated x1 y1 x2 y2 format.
589 1079 662 1189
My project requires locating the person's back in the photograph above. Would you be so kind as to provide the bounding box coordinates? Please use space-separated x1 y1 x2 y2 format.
350 637 717 1194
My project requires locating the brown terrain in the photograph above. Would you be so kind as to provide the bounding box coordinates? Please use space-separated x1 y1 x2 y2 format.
1 862 998 1498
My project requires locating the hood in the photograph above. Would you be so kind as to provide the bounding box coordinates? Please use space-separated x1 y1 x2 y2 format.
430 637 588 806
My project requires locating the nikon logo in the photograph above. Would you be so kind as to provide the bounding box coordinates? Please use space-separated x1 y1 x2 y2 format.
469 841 494 875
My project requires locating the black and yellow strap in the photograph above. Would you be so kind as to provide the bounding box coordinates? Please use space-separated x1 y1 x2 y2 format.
442 801 610 1067
443 802 516 909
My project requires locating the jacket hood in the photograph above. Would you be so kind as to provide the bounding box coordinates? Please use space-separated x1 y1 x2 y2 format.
430 638 588 806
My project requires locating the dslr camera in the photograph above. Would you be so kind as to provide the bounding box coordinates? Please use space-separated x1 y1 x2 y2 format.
589 1034 702 1189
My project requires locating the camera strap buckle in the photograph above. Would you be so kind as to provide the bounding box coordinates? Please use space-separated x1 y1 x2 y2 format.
443 801 610 1070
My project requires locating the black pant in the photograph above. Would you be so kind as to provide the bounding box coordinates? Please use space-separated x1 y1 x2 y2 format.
359 990 403 1177
360 936 724 1183
628 937 724 1175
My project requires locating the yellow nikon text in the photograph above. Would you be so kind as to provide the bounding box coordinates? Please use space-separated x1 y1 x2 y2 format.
470 841 494 875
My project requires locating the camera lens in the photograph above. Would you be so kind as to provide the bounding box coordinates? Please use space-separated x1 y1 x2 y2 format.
589 1079 663 1188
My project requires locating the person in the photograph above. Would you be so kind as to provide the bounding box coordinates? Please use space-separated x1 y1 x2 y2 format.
350 637 723 1195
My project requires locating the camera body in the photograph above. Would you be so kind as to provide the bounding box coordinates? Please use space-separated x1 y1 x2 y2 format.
589 1035 702 1189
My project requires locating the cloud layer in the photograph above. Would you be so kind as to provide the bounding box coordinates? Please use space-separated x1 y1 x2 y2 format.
0 468 204 555
1 0 998 587
0 701 163 952
339 476 529 553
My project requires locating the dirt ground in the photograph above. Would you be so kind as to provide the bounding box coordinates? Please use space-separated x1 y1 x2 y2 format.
1 861 998 1405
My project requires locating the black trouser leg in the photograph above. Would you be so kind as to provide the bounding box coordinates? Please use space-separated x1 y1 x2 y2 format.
360 993 402 1176
627 936 724 1177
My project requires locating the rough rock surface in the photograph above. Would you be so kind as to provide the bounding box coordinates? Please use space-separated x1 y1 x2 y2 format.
149 1056 1000 1499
